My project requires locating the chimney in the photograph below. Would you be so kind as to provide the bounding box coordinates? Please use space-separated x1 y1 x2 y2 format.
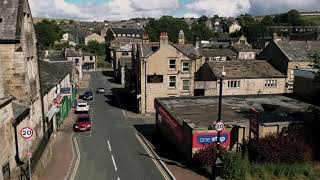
178 30 185 44
160 32 168 48
195 37 200 49
142 33 149 44
45 50 49 58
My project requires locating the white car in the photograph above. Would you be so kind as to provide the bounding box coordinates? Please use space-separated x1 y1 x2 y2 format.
75 102 89 112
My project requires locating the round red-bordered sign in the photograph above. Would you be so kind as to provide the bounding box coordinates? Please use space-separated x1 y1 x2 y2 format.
214 122 225 132
20 127 33 139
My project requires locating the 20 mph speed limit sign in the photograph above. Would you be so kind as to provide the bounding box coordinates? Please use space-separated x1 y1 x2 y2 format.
20 127 33 139
214 122 225 132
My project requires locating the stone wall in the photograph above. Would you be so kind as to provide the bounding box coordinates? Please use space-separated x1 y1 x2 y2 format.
0 99 16 180
202 78 286 96
140 44 195 114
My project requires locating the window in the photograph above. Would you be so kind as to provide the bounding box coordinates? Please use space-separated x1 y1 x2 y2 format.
182 61 190 72
265 80 277 87
90 56 93 61
169 76 176 88
169 59 176 69
122 52 129 56
240 40 245 44
182 79 190 91
227 80 240 88
214 56 220 61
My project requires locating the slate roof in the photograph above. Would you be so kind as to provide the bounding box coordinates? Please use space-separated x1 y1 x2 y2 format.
139 42 200 59
39 60 73 95
201 49 237 58
276 41 320 61
232 44 261 53
82 52 95 56
65 49 81 57
140 42 160 57
12 102 30 125
111 37 142 45
111 27 144 35
0 0 24 41
171 43 200 59
41 51 66 61
201 60 286 80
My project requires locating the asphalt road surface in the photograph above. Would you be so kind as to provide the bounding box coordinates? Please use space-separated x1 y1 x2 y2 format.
74 72 164 180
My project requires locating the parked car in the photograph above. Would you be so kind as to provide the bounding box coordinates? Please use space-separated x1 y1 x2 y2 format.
75 102 89 113
83 91 94 100
74 114 91 132
96 88 105 94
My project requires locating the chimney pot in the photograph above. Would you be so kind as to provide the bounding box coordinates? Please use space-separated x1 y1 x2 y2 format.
160 32 169 48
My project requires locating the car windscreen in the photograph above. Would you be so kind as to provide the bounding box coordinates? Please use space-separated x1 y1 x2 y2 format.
78 104 87 107
78 117 90 122
84 92 93 96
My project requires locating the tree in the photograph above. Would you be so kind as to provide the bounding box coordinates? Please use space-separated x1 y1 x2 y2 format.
144 16 192 43
34 19 63 49
261 15 274 26
191 21 214 41
77 40 106 56
287 9 303 26
236 14 255 26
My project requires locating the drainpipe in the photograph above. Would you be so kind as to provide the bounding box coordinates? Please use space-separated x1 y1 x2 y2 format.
144 59 147 114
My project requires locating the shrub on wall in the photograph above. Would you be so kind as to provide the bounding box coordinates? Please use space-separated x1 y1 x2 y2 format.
220 151 249 179
246 134 311 164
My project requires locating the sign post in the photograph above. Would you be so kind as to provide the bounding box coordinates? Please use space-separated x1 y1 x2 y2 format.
20 127 33 180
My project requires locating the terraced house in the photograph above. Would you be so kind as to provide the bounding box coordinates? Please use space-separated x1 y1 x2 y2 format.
0 0 49 179
132 31 200 114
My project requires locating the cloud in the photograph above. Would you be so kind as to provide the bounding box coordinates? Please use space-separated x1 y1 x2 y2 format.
185 0 251 17
29 0 180 21
249 0 320 15
29 0 320 21
183 13 200 18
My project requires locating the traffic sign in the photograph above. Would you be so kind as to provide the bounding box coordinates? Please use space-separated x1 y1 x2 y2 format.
214 122 225 132
20 127 33 139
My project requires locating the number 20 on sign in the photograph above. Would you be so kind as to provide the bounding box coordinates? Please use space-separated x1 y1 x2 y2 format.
20 127 33 139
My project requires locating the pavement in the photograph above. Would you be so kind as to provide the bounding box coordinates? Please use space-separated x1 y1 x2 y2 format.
39 111 76 180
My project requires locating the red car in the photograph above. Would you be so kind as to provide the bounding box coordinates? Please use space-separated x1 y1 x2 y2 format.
74 114 91 132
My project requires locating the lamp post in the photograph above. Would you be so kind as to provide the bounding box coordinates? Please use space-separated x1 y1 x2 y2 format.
217 66 226 149
212 67 226 179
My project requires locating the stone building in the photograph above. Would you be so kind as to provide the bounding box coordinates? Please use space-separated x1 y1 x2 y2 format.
294 69 320 97
195 61 287 96
228 21 241 33
84 32 105 45
258 38 317 92
110 36 143 85
39 60 74 137
132 32 200 114
0 0 46 178
231 35 260 60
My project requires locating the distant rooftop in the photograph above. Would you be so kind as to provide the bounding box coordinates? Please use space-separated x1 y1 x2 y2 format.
276 40 320 61
111 27 144 35
198 60 286 80
156 95 317 130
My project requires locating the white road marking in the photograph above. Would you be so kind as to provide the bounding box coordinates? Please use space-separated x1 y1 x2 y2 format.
111 155 118 171
70 137 81 180
135 132 170 180
64 134 75 180
107 140 112 152
117 177 120 180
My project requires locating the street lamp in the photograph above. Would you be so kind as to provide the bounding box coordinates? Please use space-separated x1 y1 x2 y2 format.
217 66 226 148
212 66 226 179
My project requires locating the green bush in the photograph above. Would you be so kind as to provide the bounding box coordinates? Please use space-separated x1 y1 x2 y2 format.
250 163 314 179
221 151 249 179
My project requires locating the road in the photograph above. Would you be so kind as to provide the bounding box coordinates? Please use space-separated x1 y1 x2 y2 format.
74 72 164 180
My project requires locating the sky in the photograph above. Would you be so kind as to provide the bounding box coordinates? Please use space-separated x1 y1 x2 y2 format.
29 0 320 21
